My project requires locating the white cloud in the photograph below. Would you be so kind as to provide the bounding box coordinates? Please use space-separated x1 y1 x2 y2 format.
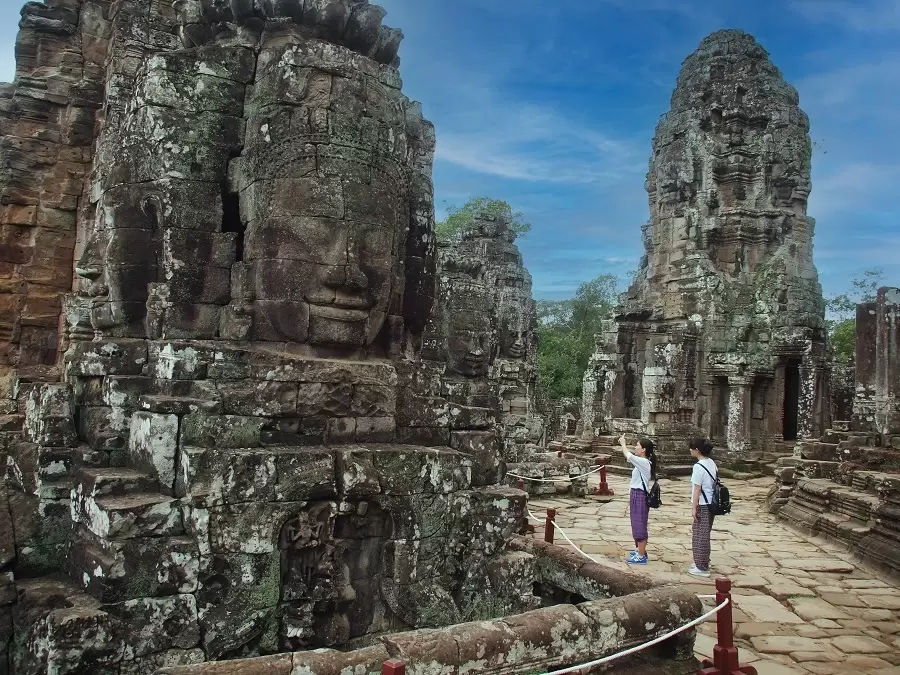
797 57 900 109
434 97 644 183
809 162 900 217
791 0 900 32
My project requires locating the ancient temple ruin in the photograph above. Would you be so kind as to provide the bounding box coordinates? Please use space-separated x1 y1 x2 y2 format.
0 2 704 673
582 30 829 465
409 213 544 462
771 287 900 576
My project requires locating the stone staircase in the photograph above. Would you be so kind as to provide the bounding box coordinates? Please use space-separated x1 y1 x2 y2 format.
771 423 900 578
15 381 212 673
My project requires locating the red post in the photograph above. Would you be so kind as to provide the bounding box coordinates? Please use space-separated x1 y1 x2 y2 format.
593 464 615 496
698 578 757 675
544 508 556 544
383 659 406 675
516 479 525 490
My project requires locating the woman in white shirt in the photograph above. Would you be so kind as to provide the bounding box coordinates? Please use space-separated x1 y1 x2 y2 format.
618 434 657 565
689 438 718 577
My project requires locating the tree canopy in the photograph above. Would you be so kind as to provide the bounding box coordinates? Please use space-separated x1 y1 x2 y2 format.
536 274 619 400
435 197 531 242
826 268 883 364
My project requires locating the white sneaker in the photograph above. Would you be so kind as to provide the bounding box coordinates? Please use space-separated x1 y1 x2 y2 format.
688 565 710 577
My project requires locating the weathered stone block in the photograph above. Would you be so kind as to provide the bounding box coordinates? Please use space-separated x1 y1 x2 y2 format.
208 502 304 554
129 411 179 490
180 412 265 448
273 448 336 501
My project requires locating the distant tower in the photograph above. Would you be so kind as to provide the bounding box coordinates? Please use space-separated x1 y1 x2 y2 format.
583 30 829 462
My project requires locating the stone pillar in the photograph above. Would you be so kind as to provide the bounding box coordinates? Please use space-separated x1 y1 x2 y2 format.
726 377 751 458
854 302 879 431
875 287 900 437
797 359 821 441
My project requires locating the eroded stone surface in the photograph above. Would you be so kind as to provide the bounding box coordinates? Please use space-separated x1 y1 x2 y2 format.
0 2 555 672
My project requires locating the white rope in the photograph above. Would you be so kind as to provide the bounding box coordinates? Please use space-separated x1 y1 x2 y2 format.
551 519 602 564
508 465 606 483
524 509 730 674
528 512 724 601
538 597 729 675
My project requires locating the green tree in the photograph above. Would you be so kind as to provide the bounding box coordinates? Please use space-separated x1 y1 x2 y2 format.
536 274 619 399
826 268 884 364
435 197 531 242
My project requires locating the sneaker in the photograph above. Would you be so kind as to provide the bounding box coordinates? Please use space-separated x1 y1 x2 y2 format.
688 565 710 577
627 554 648 565
627 551 649 563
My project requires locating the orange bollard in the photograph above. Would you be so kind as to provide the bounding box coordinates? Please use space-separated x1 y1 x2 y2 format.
544 508 556 544
697 578 757 675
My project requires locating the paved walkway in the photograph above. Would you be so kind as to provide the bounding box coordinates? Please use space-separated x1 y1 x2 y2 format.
529 474 900 674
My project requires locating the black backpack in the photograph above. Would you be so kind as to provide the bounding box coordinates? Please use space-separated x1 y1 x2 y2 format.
698 463 731 515
639 473 662 509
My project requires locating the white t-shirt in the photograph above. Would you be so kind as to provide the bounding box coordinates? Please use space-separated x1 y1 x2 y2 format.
692 457 718 506
626 452 652 491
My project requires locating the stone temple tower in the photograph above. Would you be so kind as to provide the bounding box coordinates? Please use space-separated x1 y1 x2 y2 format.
583 30 829 464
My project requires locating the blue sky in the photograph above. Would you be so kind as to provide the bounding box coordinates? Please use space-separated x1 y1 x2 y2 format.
2 0 898 300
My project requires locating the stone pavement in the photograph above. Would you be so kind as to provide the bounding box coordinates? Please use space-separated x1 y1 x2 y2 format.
530 474 900 674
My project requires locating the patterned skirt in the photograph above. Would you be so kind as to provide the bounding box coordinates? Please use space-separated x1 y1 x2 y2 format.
629 488 649 542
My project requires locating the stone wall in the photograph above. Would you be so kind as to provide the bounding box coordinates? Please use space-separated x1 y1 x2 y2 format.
583 30 829 464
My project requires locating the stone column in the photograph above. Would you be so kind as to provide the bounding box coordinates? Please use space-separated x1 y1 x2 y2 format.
797 359 821 441
726 377 751 458
853 302 879 430
875 287 900 437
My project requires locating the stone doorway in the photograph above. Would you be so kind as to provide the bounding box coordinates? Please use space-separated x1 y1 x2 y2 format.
783 362 800 440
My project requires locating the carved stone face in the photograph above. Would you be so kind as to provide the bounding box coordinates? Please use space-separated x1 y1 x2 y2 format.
245 213 400 347
236 43 413 348
444 282 493 377
73 187 162 334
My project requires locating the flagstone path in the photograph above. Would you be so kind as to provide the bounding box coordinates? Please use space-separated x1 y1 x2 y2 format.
529 474 900 674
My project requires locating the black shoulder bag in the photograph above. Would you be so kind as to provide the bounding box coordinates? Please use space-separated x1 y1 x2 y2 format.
698 463 731 515
639 471 662 509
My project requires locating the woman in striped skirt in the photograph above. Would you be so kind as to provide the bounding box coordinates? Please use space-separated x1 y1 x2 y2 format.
618 435 657 565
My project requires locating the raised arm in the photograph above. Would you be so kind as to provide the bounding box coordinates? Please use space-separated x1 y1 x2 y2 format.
619 434 629 460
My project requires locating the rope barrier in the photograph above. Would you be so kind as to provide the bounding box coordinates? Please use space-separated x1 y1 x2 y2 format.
538 597 729 675
382 579 752 675
517 507 754 675
529 510 725 601
508 465 606 483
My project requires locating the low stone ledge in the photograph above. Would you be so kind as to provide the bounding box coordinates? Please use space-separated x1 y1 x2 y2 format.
158 586 700 674
509 535 655 598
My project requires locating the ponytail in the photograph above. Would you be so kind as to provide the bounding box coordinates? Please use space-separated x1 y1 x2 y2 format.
638 438 657 480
